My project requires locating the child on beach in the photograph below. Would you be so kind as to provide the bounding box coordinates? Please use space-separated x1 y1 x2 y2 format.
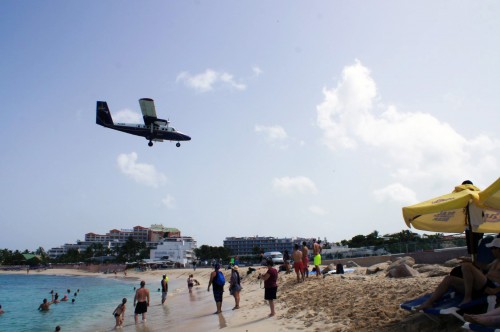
112 298 127 328
187 274 200 293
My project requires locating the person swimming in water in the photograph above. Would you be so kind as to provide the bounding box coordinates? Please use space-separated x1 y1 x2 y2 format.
38 298 53 311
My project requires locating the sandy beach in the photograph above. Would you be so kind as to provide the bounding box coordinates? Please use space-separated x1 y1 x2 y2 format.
1 264 461 331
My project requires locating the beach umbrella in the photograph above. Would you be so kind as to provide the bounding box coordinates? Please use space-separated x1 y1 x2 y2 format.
402 181 485 258
402 178 500 258
402 182 481 233
471 177 500 233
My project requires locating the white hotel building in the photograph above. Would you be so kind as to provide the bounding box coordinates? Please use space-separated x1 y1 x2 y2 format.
149 236 197 267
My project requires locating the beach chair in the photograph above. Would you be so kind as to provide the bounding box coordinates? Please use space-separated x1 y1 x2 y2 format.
400 289 497 322
462 322 500 332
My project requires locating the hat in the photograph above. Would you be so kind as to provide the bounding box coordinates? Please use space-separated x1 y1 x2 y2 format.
486 238 500 248
232 265 239 270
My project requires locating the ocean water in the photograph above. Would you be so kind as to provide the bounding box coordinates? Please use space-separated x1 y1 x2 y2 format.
0 274 138 332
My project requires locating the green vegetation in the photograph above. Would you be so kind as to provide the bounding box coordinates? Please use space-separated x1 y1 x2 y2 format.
335 230 466 256
0 231 469 266
0 237 152 266
193 245 231 261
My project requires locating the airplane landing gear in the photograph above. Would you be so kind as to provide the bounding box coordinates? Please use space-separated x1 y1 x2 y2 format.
176 142 181 147
148 141 153 147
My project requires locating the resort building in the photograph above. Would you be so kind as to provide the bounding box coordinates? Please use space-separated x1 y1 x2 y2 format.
47 224 183 259
223 236 317 257
149 236 197 267
84 225 180 244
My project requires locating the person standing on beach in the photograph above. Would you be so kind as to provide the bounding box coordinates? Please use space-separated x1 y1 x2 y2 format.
208 263 224 314
313 239 322 277
292 244 303 283
229 265 242 310
259 259 278 317
302 242 309 279
112 298 127 328
283 250 291 274
133 280 150 323
161 274 169 304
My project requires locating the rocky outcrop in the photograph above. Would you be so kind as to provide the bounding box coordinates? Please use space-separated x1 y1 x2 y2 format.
414 264 450 277
444 258 462 267
386 263 419 278
366 261 391 275
364 256 456 278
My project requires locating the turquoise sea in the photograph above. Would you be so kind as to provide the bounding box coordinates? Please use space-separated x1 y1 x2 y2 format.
0 274 138 332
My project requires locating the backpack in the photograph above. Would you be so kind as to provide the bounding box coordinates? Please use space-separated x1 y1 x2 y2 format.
213 271 225 286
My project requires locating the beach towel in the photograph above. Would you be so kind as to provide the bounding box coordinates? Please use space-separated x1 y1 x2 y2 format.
400 289 497 320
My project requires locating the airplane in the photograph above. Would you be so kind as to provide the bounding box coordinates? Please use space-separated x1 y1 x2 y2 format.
96 98 191 147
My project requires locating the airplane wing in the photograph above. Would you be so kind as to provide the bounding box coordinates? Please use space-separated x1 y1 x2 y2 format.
139 98 157 126
139 98 169 126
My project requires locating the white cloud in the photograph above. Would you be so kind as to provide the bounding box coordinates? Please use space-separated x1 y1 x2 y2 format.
373 183 418 204
316 60 500 192
255 125 288 148
309 205 327 216
176 69 246 92
273 176 318 194
161 194 176 209
113 109 142 123
117 152 167 187
252 66 263 77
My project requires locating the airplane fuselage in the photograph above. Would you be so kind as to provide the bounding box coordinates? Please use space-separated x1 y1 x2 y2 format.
102 122 191 142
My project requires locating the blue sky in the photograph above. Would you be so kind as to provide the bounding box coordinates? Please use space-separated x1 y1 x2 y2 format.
1 1 499 252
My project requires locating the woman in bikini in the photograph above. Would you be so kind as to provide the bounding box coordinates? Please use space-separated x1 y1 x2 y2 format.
112 298 127 328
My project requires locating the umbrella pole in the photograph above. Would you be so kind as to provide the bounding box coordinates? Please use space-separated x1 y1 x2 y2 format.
466 203 477 263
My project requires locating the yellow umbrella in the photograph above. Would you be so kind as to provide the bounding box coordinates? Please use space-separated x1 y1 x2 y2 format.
472 177 500 233
402 182 480 233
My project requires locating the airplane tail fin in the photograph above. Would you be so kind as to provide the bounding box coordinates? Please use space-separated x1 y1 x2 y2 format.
96 101 114 126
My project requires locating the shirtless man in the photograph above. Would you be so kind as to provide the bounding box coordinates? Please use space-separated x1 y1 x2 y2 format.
417 238 500 310
133 280 150 323
302 241 309 279
38 298 52 311
292 244 303 283
161 275 168 304
313 239 322 277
